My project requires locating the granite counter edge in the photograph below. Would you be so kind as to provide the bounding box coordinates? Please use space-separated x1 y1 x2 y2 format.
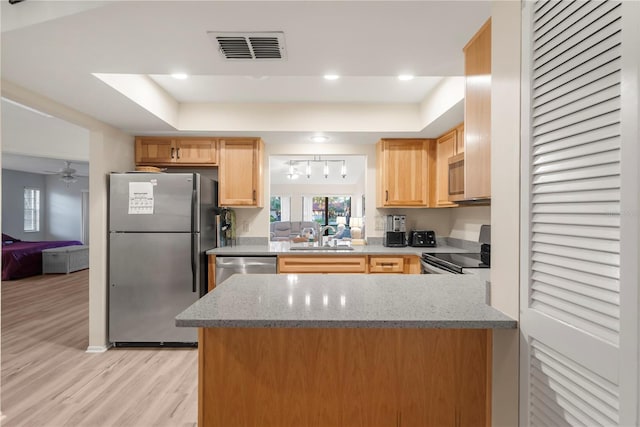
176 318 517 329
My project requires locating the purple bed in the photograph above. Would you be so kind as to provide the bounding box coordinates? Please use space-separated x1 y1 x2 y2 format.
2 233 83 280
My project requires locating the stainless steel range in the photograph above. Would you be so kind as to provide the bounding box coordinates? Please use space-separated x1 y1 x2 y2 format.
421 225 491 274
421 252 489 274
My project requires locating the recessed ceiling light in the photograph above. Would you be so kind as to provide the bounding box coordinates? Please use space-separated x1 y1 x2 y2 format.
171 73 189 80
324 74 340 81
398 74 415 81
310 135 330 143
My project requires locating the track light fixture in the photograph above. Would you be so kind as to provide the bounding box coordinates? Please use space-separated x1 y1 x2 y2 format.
285 156 347 179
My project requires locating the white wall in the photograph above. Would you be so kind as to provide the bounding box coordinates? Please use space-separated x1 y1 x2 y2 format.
45 174 89 242
2 80 135 351
490 2 521 427
1 169 47 241
449 206 491 241
2 101 89 162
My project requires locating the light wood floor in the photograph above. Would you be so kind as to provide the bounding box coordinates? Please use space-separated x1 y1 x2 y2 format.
1 270 198 426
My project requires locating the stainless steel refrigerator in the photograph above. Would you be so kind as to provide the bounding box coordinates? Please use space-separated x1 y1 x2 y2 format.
108 172 217 346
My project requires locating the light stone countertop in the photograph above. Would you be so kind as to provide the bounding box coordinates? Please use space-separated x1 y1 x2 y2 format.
206 242 471 256
176 274 516 329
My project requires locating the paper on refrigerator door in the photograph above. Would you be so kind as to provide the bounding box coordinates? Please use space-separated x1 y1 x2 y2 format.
128 182 154 214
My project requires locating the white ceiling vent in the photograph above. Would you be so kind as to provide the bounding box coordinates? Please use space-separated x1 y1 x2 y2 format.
208 32 286 60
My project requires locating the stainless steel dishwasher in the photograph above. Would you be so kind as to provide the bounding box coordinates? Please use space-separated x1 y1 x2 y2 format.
215 256 277 286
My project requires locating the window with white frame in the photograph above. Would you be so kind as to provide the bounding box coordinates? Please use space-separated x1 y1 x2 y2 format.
24 187 40 232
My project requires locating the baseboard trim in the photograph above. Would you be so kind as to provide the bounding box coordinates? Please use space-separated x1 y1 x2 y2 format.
85 344 111 353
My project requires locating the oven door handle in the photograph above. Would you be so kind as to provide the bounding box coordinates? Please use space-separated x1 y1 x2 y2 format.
420 259 459 274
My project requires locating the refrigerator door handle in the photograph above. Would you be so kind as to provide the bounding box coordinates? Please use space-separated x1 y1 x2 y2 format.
191 233 197 293
191 186 198 293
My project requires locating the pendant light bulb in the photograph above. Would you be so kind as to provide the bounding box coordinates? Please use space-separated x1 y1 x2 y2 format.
341 160 347 178
306 161 311 178
324 161 329 178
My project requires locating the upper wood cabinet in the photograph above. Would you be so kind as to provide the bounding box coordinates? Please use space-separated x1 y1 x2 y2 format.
431 124 464 207
463 18 491 200
135 137 218 166
377 139 433 208
218 138 264 207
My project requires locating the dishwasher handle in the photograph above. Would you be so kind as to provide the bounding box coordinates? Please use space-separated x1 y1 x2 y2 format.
216 260 277 268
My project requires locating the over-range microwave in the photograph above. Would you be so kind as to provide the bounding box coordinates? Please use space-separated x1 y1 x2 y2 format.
448 153 464 202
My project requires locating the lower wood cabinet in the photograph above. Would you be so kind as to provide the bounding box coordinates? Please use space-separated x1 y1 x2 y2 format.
368 255 420 274
199 327 491 427
278 256 367 274
277 255 420 274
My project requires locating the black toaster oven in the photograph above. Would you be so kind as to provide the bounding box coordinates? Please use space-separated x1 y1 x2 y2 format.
409 230 436 247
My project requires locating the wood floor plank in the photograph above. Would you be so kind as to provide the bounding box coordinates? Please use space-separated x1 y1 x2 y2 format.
1 270 198 426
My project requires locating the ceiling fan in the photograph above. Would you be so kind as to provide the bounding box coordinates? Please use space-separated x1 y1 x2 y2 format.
45 161 79 184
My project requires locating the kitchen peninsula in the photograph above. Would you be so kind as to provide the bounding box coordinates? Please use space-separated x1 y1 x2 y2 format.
177 274 515 427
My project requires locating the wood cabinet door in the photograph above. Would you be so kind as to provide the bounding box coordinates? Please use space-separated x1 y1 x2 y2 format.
464 19 491 199
278 256 367 274
435 130 457 207
135 137 175 164
175 138 218 165
378 139 430 207
368 256 404 273
218 138 263 207
455 123 465 155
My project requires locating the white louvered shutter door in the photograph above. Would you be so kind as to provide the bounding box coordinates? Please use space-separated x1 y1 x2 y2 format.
520 1 639 426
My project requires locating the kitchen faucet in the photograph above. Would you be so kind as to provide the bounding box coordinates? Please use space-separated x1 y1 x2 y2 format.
318 225 336 246
319 225 336 235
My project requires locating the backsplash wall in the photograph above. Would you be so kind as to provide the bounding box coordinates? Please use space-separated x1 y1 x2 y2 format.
449 205 491 241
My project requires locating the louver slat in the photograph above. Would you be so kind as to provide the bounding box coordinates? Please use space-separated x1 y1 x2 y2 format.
532 271 619 304
533 158 620 182
533 1 572 34
534 1 605 50
532 261 619 293
533 124 618 153
534 137 619 164
533 83 620 127
532 252 618 278
531 223 619 240
532 188 620 204
531 110 619 146
533 2 620 62
532 282 618 321
533 71 620 118
532 232 619 253
533 98 620 137
532 201 619 214
533 15 621 80
529 340 620 425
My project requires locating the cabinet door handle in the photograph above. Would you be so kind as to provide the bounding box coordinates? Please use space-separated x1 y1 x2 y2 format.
385 190 389 202
380 263 395 267
170 147 175 159
177 148 181 159
253 189 256 202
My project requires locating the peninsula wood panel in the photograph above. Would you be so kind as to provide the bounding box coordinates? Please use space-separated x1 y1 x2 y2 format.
199 327 491 427
377 139 431 207
278 255 367 274
207 255 216 291
218 138 264 207
463 18 491 199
